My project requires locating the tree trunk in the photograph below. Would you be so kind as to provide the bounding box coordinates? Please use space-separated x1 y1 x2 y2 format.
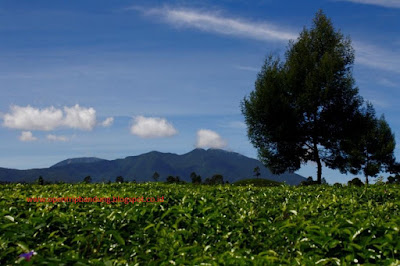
365 175 369 185
313 141 322 184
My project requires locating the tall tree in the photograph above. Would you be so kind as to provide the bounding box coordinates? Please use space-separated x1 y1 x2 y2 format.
241 10 365 183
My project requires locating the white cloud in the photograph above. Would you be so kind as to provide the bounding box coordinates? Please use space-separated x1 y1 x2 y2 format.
19 131 37 142
100 117 114 127
63 104 96 131
339 0 400 8
130 116 178 138
132 6 399 74
196 129 227 149
47 134 68 142
132 6 297 42
2 104 97 131
4 105 63 131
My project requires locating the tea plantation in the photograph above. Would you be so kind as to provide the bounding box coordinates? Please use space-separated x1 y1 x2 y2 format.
1 183 400 265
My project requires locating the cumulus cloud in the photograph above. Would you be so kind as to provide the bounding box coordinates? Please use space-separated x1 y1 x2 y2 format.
100 117 114 127
47 134 68 142
130 116 178 138
131 6 297 42
19 131 37 142
63 105 96 130
2 104 97 131
196 129 227 149
4 105 63 131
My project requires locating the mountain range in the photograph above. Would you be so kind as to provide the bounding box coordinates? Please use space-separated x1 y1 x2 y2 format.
0 149 306 185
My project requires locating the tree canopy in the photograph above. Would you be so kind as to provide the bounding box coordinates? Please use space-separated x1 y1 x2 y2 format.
241 10 396 184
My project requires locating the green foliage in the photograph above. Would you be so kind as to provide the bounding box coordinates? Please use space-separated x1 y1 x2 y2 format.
241 10 370 184
1 183 400 264
387 175 400 184
348 177 364 187
346 104 396 184
333 182 343 188
166 176 184 184
234 178 281 187
300 176 320 186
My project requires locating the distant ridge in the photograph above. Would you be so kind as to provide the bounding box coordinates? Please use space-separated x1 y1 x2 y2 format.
0 149 306 185
51 157 106 168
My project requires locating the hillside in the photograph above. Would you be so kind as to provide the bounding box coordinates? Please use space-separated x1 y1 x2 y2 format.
0 149 306 185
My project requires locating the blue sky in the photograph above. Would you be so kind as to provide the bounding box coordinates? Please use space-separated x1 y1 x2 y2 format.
0 0 399 184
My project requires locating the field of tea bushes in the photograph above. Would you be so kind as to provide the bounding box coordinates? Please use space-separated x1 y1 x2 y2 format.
1 183 400 265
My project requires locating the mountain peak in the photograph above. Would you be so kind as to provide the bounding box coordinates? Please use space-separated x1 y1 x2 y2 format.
51 157 106 168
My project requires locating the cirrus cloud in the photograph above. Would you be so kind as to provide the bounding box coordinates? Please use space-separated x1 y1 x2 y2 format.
196 129 227 149
3 104 97 131
130 116 178 138
47 134 68 142
130 6 297 42
338 0 400 8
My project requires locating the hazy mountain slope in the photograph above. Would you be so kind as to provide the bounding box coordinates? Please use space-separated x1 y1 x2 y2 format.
0 149 306 185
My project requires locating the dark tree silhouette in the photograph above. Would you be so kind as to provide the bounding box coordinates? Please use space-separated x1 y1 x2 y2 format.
253 166 261 178
116 176 124 183
241 10 381 183
152 172 160 182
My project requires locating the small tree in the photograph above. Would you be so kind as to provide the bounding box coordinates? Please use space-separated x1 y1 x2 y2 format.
36 176 44 185
166 176 182 184
190 172 202 184
83 176 92 184
253 166 261 179
348 177 364 187
204 174 224 185
347 104 396 185
152 172 160 182
116 176 124 183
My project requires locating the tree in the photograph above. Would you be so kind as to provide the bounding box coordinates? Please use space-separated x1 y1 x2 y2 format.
204 174 224 185
166 176 182 184
36 176 44 185
241 10 367 184
346 104 396 184
152 172 160 182
253 166 261 178
83 176 92 184
116 176 124 183
190 172 202 184
348 177 363 187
